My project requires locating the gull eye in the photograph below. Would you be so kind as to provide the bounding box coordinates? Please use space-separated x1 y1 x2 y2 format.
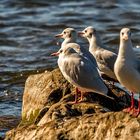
122 32 124 35
63 31 66 34
85 30 87 33
60 49 63 53
89 33 92 36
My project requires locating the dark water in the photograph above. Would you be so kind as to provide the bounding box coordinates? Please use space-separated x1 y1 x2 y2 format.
0 0 140 137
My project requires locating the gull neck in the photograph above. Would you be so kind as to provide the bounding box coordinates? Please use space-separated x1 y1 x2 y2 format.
119 38 135 60
61 38 76 49
88 34 104 53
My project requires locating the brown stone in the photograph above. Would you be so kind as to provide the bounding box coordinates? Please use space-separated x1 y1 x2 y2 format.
4 68 140 140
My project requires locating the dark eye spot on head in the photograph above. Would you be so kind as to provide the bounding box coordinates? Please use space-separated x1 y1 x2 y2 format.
64 31 66 34
69 34 71 38
89 33 92 36
60 49 63 53
85 30 87 33
122 32 124 35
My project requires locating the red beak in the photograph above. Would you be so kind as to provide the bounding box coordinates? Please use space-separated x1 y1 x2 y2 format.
55 33 63 38
51 52 60 56
78 31 84 37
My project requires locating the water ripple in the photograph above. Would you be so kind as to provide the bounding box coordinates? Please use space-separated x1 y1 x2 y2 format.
0 0 140 136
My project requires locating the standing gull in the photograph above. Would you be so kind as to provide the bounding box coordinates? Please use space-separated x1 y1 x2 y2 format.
54 28 98 68
78 26 118 82
114 28 140 116
52 28 99 102
52 46 109 103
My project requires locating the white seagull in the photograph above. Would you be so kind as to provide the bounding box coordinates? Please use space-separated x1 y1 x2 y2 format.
52 28 97 102
114 28 140 116
54 28 98 68
52 46 109 103
78 26 118 83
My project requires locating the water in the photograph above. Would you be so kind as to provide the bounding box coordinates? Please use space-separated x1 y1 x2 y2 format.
0 0 140 137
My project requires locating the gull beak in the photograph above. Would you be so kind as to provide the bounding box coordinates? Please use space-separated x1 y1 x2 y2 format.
51 52 60 56
78 31 84 37
122 35 128 40
55 33 63 38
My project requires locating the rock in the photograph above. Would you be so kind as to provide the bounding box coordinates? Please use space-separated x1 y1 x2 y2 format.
4 68 140 140
21 68 72 124
5 112 140 140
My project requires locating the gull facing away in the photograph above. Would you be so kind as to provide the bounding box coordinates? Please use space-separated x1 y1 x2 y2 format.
78 26 118 83
52 46 109 103
114 28 140 116
54 28 98 68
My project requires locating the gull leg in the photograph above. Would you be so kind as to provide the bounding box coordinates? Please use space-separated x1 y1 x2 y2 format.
123 92 134 113
74 88 79 103
132 93 140 117
72 87 80 104
78 92 84 103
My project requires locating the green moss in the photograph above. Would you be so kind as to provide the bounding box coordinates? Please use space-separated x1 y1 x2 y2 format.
19 109 40 127
34 106 49 124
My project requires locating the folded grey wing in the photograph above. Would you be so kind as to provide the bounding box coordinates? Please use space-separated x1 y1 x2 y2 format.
80 47 98 67
65 43 98 68
64 54 101 90
96 49 117 72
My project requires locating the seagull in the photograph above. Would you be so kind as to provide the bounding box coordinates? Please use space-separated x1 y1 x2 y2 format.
78 26 118 83
114 28 140 117
54 28 98 68
52 28 100 102
51 46 110 103
55 28 77 49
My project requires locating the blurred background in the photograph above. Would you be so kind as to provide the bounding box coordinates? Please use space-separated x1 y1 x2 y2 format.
0 0 140 137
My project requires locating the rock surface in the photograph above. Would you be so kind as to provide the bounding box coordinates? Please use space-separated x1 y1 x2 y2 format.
5 68 140 140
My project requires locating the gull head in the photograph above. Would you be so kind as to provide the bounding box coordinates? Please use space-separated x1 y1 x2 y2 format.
120 28 131 41
78 26 97 40
51 47 76 57
62 47 76 56
55 28 77 41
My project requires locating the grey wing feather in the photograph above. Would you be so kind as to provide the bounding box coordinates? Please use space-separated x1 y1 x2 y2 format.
64 43 98 67
80 47 98 67
64 53 101 89
96 49 117 71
